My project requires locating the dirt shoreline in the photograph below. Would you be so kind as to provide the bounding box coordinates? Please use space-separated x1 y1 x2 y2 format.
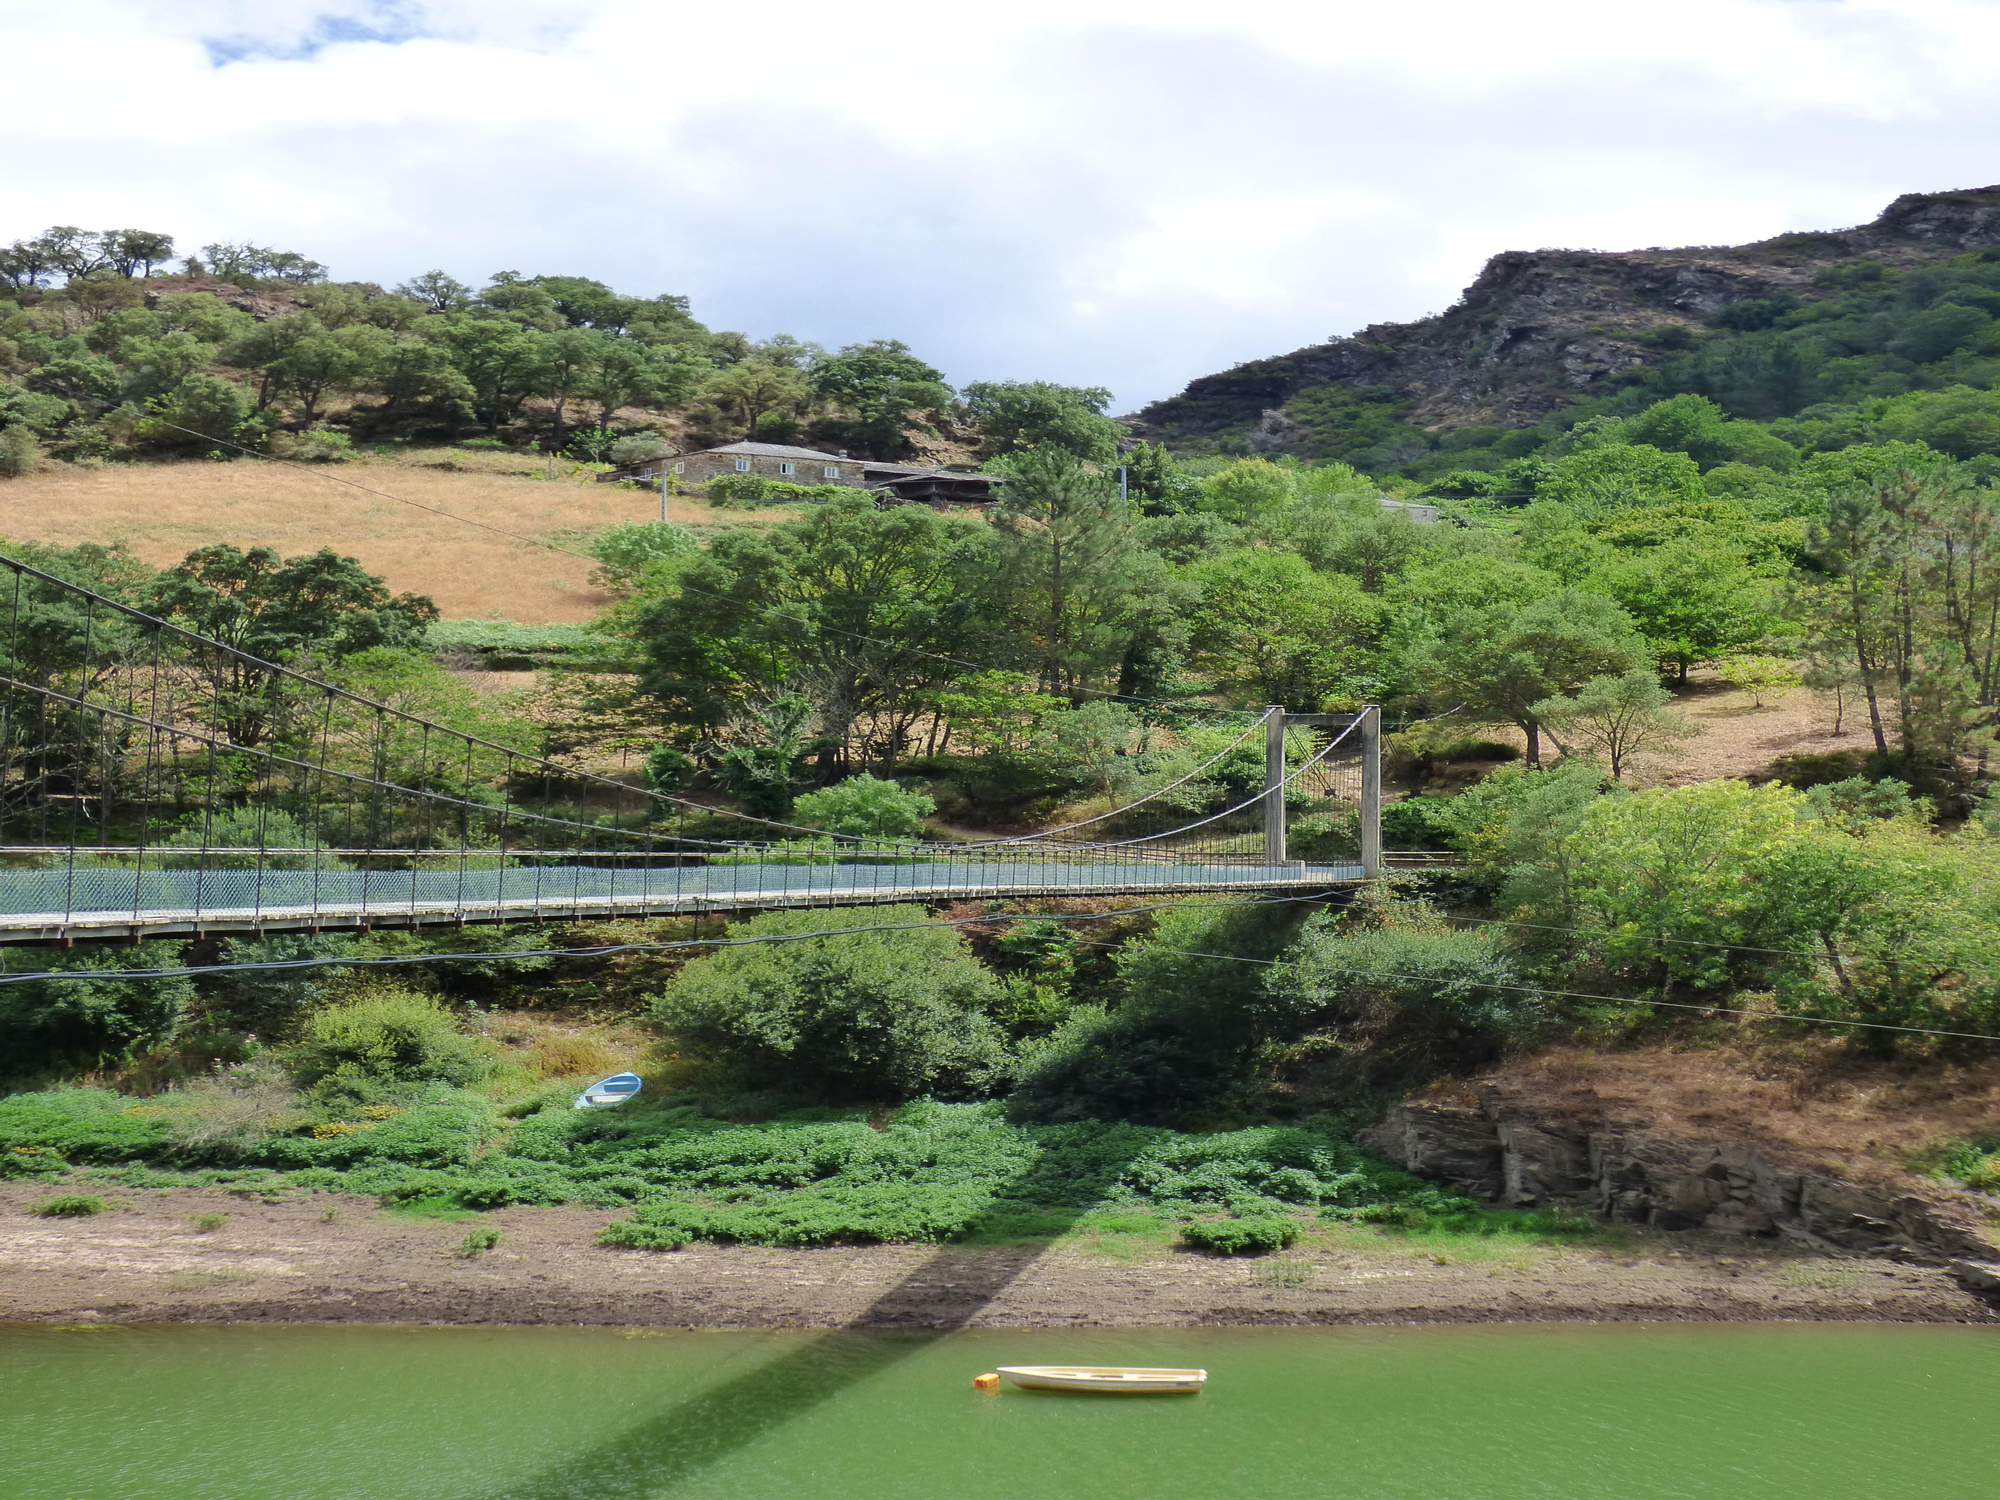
4 1184 1995 1331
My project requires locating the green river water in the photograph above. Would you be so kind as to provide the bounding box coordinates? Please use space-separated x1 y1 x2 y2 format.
3 1321 1994 1499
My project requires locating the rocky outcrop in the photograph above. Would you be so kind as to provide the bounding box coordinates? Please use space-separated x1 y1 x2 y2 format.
137 275 311 321
1359 1083 1997 1264
1131 184 2000 449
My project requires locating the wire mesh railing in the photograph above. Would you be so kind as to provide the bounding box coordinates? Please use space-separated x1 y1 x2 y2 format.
0 555 1376 938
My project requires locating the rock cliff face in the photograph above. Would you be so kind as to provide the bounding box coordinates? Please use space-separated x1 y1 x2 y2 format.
1131 185 2000 451
1359 1082 1997 1264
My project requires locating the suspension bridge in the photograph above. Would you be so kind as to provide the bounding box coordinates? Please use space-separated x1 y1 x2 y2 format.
0 555 1382 944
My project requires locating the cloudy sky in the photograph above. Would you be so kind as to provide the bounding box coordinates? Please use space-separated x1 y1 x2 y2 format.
6 0 2000 409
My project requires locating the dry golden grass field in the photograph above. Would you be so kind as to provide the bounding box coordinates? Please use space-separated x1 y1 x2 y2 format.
0 451 792 622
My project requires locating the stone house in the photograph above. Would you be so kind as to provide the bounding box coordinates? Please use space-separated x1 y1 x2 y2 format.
605 440 1005 505
617 440 870 489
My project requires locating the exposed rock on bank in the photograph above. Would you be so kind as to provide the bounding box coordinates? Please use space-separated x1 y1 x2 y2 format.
1361 1081 1997 1264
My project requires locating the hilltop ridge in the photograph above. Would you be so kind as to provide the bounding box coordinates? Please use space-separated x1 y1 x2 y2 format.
1130 185 2000 461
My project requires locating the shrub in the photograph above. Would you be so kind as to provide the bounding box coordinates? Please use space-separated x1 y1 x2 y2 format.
1180 1216 1297 1254
1009 899 1309 1126
651 907 1011 1101
703 474 849 504
1379 797 1457 851
30 1194 108 1217
0 1089 173 1170
587 520 697 594
607 433 671 466
132 375 256 450
457 1226 503 1257
792 774 935 839
1265 912 1537 1090
0 949 198 1076
0 425 45 478
268 427 354 463
286 990 491 1090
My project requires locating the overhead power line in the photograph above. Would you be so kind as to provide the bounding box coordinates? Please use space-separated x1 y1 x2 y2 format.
6 887 1990 1046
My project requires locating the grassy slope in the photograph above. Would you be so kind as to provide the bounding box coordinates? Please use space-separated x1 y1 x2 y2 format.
0 449 795 623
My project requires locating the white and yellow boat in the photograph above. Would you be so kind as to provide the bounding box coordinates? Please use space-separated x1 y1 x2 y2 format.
994 1365 1207 1394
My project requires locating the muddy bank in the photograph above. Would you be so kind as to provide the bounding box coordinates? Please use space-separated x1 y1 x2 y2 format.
3 1184 1994 1330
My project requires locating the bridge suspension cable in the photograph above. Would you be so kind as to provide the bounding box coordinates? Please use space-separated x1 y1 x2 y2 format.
0 551 1379 939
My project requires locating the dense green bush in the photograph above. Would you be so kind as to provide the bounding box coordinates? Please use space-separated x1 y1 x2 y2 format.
1267 911 1537 1089
651 907 1011 1101
1180 1216 1297 1254
1009 899 1309 1126
792 774 936 839
0 946 198 1077
285 990 492 1093
0 1089 171 1174
586 520 697 594
30 1193 108 1217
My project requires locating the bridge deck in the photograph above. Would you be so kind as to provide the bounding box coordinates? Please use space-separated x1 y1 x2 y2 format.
0 860 1365 941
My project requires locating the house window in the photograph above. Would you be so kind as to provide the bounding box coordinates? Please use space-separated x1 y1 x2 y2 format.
735 459 752 472
779 462 794 475
823 465 841 478
673 461 684 474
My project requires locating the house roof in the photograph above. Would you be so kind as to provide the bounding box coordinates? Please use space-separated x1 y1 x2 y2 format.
704 441 856 462
866 467 1004 488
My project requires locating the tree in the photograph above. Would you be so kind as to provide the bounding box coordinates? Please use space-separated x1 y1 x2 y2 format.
267 323 386 423
100 230 176 278
793 773 935 838
583 339 709 427
395 270 473 313
627 495 992 762
0 944 196 1071
1119 441 1201 514
1593 538 1771 681
1196 458 1296 524
986 446 1154 695
225 313 318 411
1409 589 1651 766
1266 912 1534 1091
365 338 475 426
434 319 551 432
1183 549 1379 708
1531 669 1700 781
200 243 328 285
1009 898 1308 1125
1791 461 2000 781
651 905 1010 1100
1533 443 1707 518
24 355 122 408
1717 653 1801 707
709 695 830 820
147 545 438 744
587 520 697 594
131 375 255 450
703 360 809 440
962 380 1122 461
0 426 45 478
808 339 951 458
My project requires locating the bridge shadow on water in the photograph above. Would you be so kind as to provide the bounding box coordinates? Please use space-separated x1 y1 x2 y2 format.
487 1145 1145 1500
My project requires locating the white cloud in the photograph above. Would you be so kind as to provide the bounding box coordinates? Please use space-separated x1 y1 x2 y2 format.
5 0 2000 407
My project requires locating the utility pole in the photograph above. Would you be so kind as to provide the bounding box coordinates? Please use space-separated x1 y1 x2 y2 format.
660 470 669 524
1360 705 1381 880
1117 464 1129 507
1263 705 1286 865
